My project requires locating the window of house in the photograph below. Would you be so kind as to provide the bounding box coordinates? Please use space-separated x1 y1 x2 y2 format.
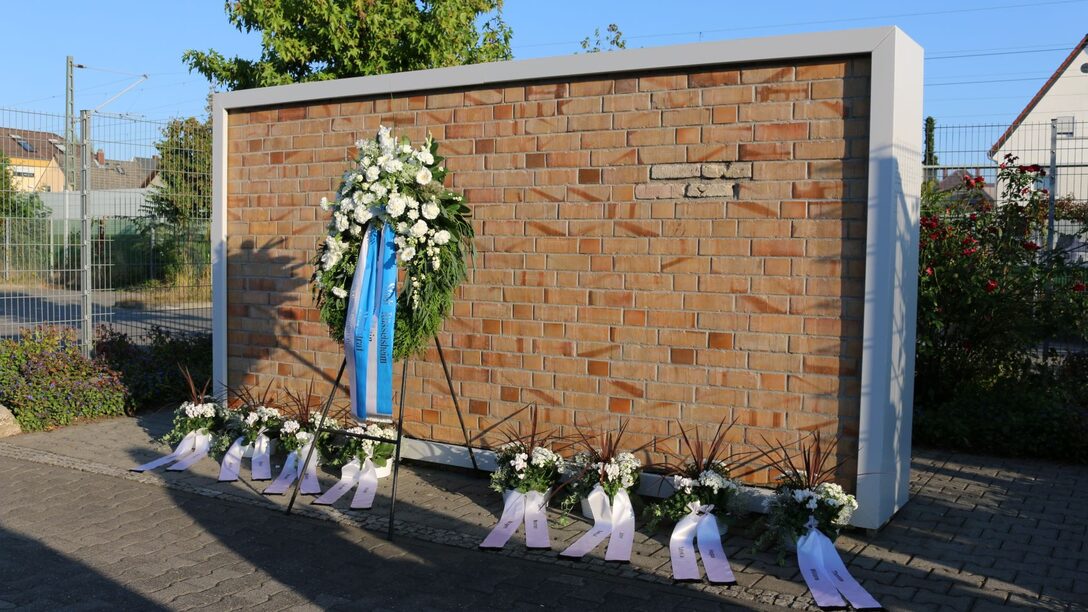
10 134 35 153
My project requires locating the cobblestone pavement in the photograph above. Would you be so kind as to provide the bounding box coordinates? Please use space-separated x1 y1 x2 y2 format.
0 412 1085 611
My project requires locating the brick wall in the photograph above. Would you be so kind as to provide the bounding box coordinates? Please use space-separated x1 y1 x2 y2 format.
226 55 872 485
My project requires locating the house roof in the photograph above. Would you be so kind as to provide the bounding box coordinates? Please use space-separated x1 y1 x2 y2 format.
0 127 67 163
90 156 159 190
989 33 1088 158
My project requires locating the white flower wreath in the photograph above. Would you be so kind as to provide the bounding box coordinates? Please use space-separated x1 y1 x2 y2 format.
312 126 473 358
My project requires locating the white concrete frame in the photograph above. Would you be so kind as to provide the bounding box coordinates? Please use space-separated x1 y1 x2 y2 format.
211 26 923 529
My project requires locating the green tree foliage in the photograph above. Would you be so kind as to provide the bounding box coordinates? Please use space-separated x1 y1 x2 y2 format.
923 116 938 166
580 23 626 53
143 117 212 224
184 0 513 90
0 154 47 219
139 115 213 287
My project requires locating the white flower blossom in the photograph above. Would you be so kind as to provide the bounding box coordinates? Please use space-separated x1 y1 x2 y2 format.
386 195 407 218
382 158 403 174
281 420 300 435
433 230 451 245
421 201 440 220
415 167 432 185
399 246 416 262
353 206 373 224
319 197 330 211
365 166 380 182
332 287 348 299
410 220 429 238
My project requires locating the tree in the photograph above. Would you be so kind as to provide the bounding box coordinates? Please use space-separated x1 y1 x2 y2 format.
143 116 212 225
580 23 626 53
139 115 213 285
184 0 513 90
923 116 938 166
0 154 47 219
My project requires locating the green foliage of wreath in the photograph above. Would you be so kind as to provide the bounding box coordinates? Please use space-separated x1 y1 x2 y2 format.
311 127 473 359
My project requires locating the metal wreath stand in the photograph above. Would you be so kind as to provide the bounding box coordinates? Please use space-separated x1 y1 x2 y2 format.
284 336 480 540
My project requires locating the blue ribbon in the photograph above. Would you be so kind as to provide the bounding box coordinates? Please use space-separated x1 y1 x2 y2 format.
344 223 397 420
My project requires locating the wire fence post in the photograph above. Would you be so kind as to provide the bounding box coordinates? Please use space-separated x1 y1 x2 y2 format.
80 110 93 355
1047 118 1058 254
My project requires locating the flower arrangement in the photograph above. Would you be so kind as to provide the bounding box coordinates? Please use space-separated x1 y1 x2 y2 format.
275 419 313 454
489 405 564 495
329 422 397 469
644 419 751 531
312 126 474 359
756 432 858 560
162 367 223 446
558 420 647 516
224 382 282 445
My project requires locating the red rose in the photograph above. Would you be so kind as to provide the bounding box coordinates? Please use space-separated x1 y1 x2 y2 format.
1021 241 1041 251
1075 281 1086 293
925 266 934 276
963 246 979 256
984 279 998 293
973 177 985 187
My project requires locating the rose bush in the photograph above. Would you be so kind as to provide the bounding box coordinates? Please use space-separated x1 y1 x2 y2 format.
915 157 1088 461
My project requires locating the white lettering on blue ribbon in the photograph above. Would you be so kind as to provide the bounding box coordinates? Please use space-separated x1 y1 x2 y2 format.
345 224 398 421
345 227 377 421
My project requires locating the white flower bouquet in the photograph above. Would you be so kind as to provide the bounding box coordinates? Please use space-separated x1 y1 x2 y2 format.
161 367 224 446
756 433 858 559
329 422 398 469
644 419 750 530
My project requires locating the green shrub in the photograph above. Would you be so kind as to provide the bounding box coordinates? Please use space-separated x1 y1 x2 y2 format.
0 326 127 431
94 325 212 411
915 158 1088 461
913 363 1088 464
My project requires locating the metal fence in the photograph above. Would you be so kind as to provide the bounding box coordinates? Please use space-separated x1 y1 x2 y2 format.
0 107 211 350
923 120 1088 263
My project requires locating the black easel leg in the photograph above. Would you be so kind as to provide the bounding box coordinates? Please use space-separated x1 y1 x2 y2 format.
286 358 346 515
434 337 479 472
387 361 409 540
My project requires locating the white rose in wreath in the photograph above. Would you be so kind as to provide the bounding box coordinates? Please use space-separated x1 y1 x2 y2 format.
365 166 380 182
399 246 416 262
386 196 406 218
433 229 451 245
410 220 429 238
421 201 440 220
415 167 432 186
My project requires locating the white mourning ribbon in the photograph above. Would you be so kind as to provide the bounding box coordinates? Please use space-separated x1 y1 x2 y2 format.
559 485 636 561
164 431 213 471
669 503 736 583
480 489 552 550
311 456 382 509
797 517 880 610
523 490 551 549
218 429 271 482
131 429 212 473
480 490 526 549
263 440 321 496
131 430 198 472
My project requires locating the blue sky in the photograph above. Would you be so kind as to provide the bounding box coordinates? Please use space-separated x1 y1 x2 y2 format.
2 0 1085 128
